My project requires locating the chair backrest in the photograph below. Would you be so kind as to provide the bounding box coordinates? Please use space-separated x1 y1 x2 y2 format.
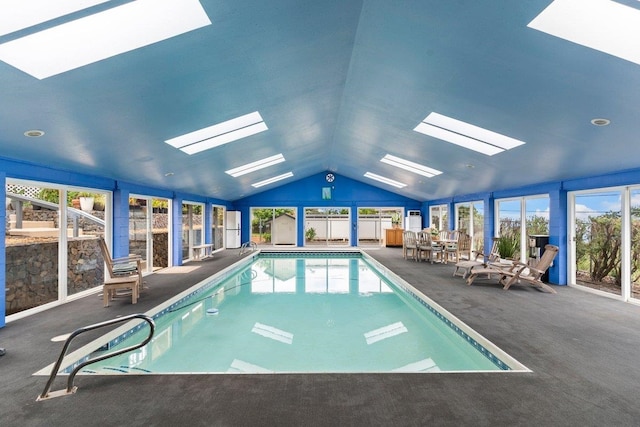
98 237 140 281
460 232 471 247
533 244 559 274
98 237 116 278
404 231 417 247
417 231 431 246
457 233 471 255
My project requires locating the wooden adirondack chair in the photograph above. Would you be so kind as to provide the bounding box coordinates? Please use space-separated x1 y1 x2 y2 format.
98 238 143 307
466 244 559 293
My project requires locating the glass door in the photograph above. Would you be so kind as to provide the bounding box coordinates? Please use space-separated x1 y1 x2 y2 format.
182 202 203 262
130 195 170 273
429 204 448 232
571 190 622 297
250 208 297 247
357 208 401 247
455 201 484 253
212 206 225 251
304 208 350 246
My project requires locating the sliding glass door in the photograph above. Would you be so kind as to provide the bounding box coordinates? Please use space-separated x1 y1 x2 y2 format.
304 208 350 246
129 195 170 273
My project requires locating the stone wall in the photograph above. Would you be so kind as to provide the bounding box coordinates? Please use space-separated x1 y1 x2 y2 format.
5 237 104 315
5 240 59 315
128 232 169 269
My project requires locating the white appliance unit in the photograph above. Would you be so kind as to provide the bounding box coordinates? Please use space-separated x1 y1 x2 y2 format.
405 210 422 233
225 211 242 249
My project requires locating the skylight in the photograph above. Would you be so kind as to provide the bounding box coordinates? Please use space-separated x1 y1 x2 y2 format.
166 112 268 155
528 0 640 66
381 154 442 178
251 172 294 188
414 112 525 156
225 154 285 177
0 0 211 79
363 172 407 189
0 0 109 37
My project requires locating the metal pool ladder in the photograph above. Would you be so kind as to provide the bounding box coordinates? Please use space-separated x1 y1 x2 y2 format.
239 241 257 255
37 313 155 401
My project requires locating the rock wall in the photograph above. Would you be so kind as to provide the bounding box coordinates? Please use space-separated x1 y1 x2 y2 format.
5 237 104 315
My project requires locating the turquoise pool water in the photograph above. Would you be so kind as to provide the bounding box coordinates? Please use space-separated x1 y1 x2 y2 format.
54 252 527 374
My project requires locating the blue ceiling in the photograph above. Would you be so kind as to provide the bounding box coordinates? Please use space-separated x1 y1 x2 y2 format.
1 0 639 201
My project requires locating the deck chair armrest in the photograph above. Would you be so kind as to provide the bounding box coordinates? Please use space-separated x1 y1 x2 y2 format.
526 265 545 277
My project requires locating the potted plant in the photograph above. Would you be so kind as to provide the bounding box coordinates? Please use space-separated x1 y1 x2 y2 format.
496 234 519 260
391 212 402 228
78 192 95 212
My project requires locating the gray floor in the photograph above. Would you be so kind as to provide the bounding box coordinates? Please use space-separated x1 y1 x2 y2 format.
2 248 640 427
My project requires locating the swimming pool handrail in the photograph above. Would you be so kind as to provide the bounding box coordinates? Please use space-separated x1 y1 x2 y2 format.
37 313 155 401
239 241 257 255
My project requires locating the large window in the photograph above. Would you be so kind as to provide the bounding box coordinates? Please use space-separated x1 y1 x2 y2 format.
455 201 484 252
571 190 622 298
129 195 170 273
5 180 110 317
496 195 549 263
304 208 350 246
251 208 296 247
429 204 448 232
181 202 203 261
211 205 225 251
357 208 402 246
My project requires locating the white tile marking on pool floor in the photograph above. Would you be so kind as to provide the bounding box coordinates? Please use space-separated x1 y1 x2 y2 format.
364 321 408 345
251 322 294 345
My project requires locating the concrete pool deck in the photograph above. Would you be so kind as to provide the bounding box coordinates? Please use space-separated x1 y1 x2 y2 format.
1 247 640 426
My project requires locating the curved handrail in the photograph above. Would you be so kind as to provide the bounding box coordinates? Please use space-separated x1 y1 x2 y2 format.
238 241 257 255
37 313 155 401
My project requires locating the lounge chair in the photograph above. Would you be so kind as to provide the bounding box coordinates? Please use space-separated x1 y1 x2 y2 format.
453 237 500 278
465 244 559 293
98 238 143 307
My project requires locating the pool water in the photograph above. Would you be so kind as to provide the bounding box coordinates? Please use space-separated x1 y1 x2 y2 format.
59 253 526 374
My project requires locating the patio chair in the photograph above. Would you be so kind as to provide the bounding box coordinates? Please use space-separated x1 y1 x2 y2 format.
445 232 471 263
98 238 143 306
453 237 500 278
465 244 559 293
403 231 418 261
417 231 434 263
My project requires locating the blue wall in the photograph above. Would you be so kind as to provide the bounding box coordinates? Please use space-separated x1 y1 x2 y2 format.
8 156 640 326
233 172 422 246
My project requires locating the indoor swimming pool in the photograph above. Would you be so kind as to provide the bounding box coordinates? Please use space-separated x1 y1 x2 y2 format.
41 251 528 375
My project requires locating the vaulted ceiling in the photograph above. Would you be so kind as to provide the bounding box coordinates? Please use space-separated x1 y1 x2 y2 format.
1 0 639 201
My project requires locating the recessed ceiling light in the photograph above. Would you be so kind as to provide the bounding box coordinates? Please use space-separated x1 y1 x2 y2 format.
164 172 174 177
380 154 442 178
591 118 611 126
24 129 44 137
251 172 293 188
166 112 268 155
225 154 285 177
465 163 475 169
0 0 211 79
414 112 526 156
528 0 640 66
363 172 407 188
